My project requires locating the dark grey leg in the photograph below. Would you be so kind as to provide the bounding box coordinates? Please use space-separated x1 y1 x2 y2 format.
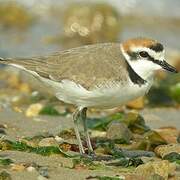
80 107 94 154
73 108 85 154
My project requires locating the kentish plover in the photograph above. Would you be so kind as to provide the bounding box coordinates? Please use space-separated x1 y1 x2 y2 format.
0 37 178 155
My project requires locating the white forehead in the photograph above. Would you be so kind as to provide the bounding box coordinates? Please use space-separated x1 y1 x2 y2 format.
131 46 165 61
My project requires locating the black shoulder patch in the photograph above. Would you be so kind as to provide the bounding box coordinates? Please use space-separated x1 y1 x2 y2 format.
126 62 147 86
149 43 164 52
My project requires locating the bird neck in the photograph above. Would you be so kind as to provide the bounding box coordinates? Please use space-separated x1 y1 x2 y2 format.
129 62 155 81
120 44 156 82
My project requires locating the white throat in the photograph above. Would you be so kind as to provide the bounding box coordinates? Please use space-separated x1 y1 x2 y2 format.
120 44 163 81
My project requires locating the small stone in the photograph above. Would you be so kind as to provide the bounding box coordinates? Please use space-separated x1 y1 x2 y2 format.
0 140 12 151
123 112 150 134
155 127 179 143
94 147 106 155
37 175 48 180
106 121 133 143
135 160 176 179
7 74 20 89
38 167 49 178
0 128 6 135
11 94 29 106
11 163 26 171
0 171 11 180
54 136 64 143
140 157 159 164
154 144 180 158
21 138 38 148
127 97 144 109
0 124 7 129
13 106 23 113
59 143 72 152
18 83 31 93
26 166 36 172
38 137 57 147
25 103 43 117
135 130 167 151
91 130 106 138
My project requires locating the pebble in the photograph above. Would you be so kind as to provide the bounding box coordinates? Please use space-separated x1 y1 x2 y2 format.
54 136 64 143
90 130 106 138
38 167 49 178
0 170 11 180
26 166 36 172
154 144 180 158
155 127 179 143
37 175 48 180
127 97 144 109
38 137 57 147
0 128 6 135
135 160 176 179
106 121 133 143
25 103 43 117
11 163 26 171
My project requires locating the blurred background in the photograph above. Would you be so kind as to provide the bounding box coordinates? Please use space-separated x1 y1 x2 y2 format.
0 0 179 109
0 0 180 57
0 2 179 178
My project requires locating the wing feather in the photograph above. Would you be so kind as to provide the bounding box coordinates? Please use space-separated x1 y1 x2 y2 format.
2 43 129 89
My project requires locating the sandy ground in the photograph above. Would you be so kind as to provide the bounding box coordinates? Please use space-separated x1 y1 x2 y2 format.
0 107 179 140
0 107 179 180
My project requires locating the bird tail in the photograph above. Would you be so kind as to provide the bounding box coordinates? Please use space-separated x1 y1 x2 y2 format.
0 57 31 72
0 57 31 67
0 57 13 65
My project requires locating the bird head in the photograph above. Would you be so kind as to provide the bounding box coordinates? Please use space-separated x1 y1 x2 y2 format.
121 37 178 79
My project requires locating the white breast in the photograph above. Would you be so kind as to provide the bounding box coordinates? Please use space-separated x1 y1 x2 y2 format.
41 77 153 109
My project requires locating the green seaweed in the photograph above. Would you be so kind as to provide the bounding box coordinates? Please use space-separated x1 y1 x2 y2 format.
86 175 124 180
0 171 11 180
39 105 68 116
107 157 143 167
163 152 180 164
0 140 72 157
87 112 124 131
96 140 127 159
24 133 53 142
72 156 106 170
0 158 13 166
87 112 150 134
170 83 180 103
147 74 180 106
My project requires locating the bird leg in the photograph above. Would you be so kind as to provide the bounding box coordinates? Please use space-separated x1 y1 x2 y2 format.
73 108 85 154
80 107 94 155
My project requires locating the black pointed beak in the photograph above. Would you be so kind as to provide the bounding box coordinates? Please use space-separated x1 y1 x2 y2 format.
156 60 178 73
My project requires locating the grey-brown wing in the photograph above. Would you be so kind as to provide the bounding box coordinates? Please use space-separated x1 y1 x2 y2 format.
5 43 129 89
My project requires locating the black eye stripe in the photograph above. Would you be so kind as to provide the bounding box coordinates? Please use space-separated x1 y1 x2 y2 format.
139 51 149 58
126 50 157 61
126 51 138 59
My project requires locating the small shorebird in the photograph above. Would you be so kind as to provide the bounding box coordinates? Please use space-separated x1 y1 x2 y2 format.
0 37 178 155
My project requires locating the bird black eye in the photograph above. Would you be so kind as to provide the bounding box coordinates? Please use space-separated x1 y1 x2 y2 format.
139 51 149 58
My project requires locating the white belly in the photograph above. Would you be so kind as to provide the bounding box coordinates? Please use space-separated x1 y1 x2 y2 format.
41 77 153 109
